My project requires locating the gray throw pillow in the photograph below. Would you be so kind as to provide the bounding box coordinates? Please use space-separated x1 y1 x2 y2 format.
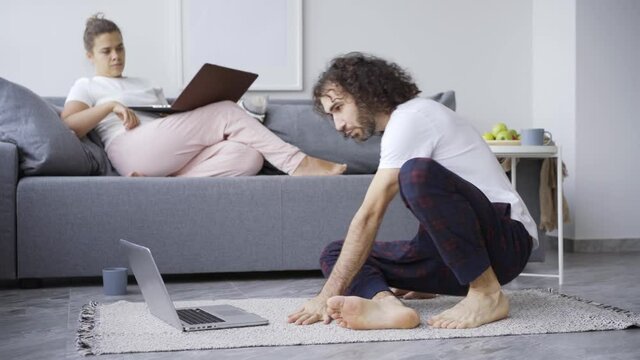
0 77 112 176
263 91 456 174
47 100 119 176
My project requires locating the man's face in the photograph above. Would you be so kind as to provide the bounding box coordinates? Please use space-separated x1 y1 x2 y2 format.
319 84 377 142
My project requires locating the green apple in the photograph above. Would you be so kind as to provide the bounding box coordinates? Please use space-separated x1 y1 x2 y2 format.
482 132 495 140
507 129 519 140
495 130 511 141
491 122 508 136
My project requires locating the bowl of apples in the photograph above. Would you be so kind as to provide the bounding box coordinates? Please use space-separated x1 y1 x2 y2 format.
482 123 521 145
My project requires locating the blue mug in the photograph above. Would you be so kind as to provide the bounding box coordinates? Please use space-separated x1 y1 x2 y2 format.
102 267 128 295
520 128 552 146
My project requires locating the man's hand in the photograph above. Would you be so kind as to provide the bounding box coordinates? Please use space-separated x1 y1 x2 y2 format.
287 169 400 326
287 296 331 325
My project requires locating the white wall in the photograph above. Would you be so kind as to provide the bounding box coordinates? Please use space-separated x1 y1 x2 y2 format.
0 0 182 98
533 0 640 242
532 0 577 238
575 0 640 239
0 0 534 134
274 0 534 135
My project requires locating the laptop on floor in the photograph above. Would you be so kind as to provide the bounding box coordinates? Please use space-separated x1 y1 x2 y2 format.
120 239 269 331
129 63 258 114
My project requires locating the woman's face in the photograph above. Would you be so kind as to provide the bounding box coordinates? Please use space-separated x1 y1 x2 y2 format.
87 31 125 77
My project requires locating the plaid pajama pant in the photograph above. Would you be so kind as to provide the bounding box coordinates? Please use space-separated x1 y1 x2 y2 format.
319 158 533 298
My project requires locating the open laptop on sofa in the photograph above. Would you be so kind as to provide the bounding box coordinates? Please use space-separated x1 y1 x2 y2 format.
129 63 258 114
120 239 269 331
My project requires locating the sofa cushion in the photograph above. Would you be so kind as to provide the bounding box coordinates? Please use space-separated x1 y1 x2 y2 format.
0 78 116 176
264 91 456 174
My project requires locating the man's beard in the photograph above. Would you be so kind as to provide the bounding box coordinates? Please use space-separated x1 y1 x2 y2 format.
352 105 377 142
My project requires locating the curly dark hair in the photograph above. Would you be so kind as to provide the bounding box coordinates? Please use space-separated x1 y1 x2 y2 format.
312 52 421 115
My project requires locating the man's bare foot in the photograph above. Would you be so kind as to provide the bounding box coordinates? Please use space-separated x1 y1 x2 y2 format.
427 290 508 329
292 156 347 176
428 267 509 329
390 287 437 300
326 294 420 330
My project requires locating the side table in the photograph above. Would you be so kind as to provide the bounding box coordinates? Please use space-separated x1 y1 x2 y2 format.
490 145 564 285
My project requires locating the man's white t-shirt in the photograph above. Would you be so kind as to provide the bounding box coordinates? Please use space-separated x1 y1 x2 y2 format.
65 76 168 149
379 98 538 248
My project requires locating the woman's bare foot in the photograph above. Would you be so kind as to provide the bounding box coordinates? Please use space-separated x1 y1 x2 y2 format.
326 294 420 330
390 287 437 300
292 156 347 176
428 267 509 329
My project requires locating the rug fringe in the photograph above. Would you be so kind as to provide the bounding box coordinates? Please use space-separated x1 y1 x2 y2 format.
76 301 99 356
541 288 640 326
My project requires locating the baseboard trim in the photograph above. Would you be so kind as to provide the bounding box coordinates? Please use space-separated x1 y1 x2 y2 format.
548 237 640 253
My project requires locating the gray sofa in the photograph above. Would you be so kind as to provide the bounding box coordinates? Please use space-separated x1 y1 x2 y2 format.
0 85 546 282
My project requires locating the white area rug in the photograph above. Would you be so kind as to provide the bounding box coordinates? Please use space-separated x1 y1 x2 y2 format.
76 289 640 356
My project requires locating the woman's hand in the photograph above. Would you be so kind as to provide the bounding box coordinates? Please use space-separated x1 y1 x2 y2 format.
112 102 140 130
287 295 332 325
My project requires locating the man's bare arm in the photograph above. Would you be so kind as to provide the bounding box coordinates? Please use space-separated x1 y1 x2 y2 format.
287 168 400 325
318 168 400 298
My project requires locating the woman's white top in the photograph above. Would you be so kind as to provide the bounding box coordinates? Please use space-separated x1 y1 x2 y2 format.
65 76 167 148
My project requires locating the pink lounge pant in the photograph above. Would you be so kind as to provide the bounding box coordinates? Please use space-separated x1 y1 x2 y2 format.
106 101 306 177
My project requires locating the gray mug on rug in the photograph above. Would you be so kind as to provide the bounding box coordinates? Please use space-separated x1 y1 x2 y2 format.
102 267 128 295
521 128 552 146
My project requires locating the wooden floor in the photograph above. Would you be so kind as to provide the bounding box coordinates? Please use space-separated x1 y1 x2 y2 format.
1 250 639 360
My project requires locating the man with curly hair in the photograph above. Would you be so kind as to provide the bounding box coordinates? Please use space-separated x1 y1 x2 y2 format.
287 53 538 330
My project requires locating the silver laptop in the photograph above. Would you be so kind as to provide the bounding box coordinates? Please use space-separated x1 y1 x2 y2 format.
120 239 269 332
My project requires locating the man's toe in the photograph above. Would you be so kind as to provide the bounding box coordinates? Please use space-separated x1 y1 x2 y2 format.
446 321 459 329
437 319 450 329
439 319 454 329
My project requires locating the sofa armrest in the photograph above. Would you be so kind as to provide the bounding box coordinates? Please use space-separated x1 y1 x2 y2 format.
0 141 18 279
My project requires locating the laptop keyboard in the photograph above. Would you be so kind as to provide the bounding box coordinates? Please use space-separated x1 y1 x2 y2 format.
177 308 225 325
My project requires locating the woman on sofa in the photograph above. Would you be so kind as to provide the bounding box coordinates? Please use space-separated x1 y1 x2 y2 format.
61 14 346 177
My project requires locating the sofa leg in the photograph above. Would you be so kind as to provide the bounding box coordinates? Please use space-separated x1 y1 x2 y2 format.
18 278 43 289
